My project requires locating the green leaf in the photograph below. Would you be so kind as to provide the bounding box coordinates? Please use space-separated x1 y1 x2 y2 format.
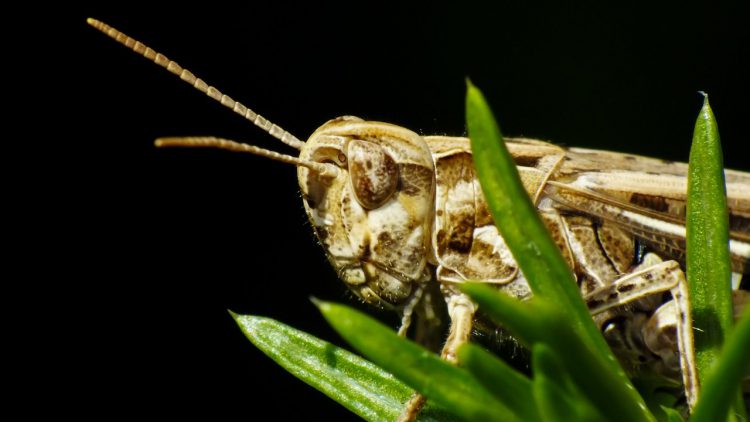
461 283 655 422
686 95 735 381
314 300 520 422
660 406 686 422
457 342 539 420
460 283 550 346
686 94 746 421
631 374 682 422
691 308 750 422
532 343 603 422
465 81 616 359
533 371 582 421
232 312 454 422
465 82 583 320
464 80 653 421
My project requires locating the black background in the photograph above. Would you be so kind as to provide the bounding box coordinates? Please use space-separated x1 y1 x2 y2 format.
26 1 749 419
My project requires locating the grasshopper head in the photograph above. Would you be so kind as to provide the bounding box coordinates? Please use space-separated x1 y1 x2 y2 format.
298 117 435 308
85 19 437 310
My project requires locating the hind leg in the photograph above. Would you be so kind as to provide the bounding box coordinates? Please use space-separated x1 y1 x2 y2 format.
583 255 699 408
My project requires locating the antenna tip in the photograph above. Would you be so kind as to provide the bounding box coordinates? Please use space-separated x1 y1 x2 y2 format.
86 17 108 32
154 138 168 148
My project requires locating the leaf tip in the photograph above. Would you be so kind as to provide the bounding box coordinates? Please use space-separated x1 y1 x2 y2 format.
697 91 712 115
310 296 330 312
465 78 485 105
227 309 239 320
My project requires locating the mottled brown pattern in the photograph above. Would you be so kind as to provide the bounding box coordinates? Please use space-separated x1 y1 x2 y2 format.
303 126 745 404
373 231 398 257
540 211 575 269
469 238 495 260
466 225 518 280
587 298 604 309
316 226 329 242
597 224 635 274
630 192 670 213
437 154 475 183
563 216 619 293
513 154 541 168
634 235 687 268
423 136 471 155
731 215 750 235
473 192 494 227
348 139 399 209
399 163 434 197
436 229 446 248
447 221 474 252
517 167 549 200
435 152 476 258
551 151 749 273
433 150 518 282
544 182 750 275
616 283 635 293
298 119 437 311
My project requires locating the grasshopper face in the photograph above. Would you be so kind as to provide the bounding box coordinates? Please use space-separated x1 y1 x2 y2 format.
298 117 436 308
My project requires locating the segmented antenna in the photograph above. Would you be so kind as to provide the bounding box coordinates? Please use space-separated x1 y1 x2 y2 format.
156 137 338 176
87 18 305 150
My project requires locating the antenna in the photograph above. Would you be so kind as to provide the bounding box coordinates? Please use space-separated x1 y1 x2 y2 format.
155 137 339 177
87 18 305 150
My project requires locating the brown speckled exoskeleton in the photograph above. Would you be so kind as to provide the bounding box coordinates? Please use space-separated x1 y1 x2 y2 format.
88 18 750 421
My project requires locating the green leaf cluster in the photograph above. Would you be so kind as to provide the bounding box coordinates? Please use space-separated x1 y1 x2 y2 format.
232 88 749 421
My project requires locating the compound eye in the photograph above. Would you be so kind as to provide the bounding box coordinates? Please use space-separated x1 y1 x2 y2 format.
347 139 399 209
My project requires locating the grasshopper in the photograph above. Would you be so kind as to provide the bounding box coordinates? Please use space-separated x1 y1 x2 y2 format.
88 18 749 420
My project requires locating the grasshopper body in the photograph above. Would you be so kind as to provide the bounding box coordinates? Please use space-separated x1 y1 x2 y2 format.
88 18 750 419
